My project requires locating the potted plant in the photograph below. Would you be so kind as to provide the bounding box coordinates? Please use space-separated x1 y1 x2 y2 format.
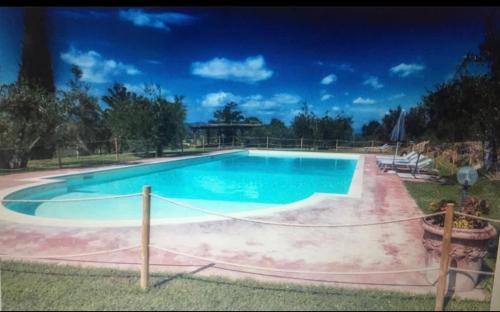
421 196 497 292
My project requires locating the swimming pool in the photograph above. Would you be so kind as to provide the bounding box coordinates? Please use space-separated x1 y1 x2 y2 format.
2 150 361 222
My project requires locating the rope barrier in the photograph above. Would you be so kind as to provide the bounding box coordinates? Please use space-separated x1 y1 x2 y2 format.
448 267 496 276
150 245 438 275
1 193 142 203
453 212 500 224
151 193 445 228
0 245 141 260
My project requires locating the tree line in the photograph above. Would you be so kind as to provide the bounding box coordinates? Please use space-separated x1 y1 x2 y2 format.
208 101 354 142
361 16 500 171
0 9 187 169
1 8 499 172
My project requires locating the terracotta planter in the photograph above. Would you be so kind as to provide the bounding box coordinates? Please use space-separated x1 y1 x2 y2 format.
422 218 497 292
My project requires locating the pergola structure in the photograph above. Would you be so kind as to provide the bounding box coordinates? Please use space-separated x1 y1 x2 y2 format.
189 123 263 146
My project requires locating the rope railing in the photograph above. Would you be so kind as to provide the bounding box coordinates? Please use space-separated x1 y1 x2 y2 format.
1 185 499 310
0 245 141 260
150 244 439 276
448 267 496 276
151 193 445 228
453 212 500 224
1 193 142 203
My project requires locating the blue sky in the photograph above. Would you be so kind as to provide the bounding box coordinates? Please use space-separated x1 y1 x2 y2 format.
0 7 497 129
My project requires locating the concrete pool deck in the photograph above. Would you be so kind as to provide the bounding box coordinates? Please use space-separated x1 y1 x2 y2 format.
0 151 486 300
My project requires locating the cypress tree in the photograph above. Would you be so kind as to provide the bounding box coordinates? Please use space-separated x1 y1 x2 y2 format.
17 7 55 93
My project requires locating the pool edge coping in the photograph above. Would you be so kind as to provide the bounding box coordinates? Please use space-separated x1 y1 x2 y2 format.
0 149 364 228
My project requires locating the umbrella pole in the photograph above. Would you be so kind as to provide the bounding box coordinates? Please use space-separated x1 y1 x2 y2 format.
393 141 399 167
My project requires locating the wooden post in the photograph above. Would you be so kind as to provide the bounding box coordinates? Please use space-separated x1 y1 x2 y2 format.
114 137 119 161
490 243 500 311
140 185 151 290
266 136 269 149
300 138 303 150
435 203 454 311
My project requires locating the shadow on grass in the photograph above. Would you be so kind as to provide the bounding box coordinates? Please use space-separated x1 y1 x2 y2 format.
1 261 433 301
152 263 215 288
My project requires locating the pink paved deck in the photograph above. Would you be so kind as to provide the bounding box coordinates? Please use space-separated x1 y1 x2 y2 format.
0 153 484 298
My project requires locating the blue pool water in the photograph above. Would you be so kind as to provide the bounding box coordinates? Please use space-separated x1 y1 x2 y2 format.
3 151 358 220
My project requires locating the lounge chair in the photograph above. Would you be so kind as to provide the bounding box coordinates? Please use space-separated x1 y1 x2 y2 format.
381 157 434 174
378 154 428 170
364 143 391 153
376 150 418 161
376 151 420 167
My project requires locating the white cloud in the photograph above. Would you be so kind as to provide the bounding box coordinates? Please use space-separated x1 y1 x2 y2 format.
201 92 301 113
201 92 241 108
388 93 406 100
349 106 387 115
353 97 376 105
119 9 195 31
363 76 384 89
315 62 354 72
60 47 141 83
321 94 334 101
241 93 301 110
320 73 337 85
123 83 171 99
332 106 341 111
291 104 314 117
192 55 273 83
271 93 301 105
389 63 425 77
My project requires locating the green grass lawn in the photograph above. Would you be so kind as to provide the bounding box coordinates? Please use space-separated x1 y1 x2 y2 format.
404 175 500 295
403 176 500 218
0 149 216 176
0 261 489 311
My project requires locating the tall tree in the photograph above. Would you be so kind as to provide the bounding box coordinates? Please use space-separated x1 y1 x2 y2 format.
212 102 244 124
457 15 500 171
267 118 291 138
17 8 55 93
361 120 383 139
291 102 316 140
211 102 245 138
103 83 141 140
151 95 187 156
0 82 60 168
59 65 106 153
103 83 187 156
405 106 428 140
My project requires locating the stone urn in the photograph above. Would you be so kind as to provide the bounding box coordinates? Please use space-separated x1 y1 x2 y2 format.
422 218 497 292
